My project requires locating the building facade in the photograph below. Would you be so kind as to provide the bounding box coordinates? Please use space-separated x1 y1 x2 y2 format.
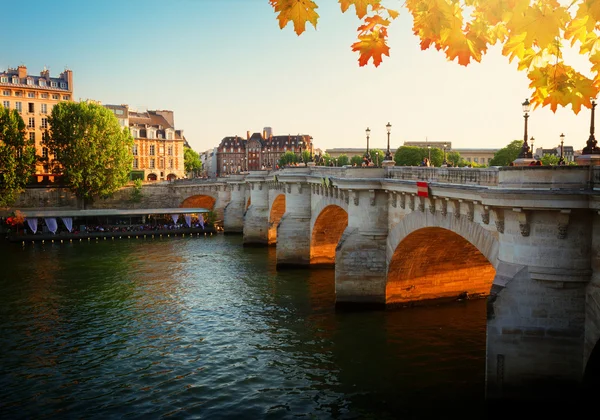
0 65 73 177
105 105 185 181
216 130 313 176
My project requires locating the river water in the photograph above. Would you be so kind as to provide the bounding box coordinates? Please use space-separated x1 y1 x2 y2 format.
0 234 492 419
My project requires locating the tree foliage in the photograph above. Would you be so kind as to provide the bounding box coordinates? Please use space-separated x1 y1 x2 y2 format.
278 151 298 167
0 107 36 206
184 147 202 176
350 155 363 166
271 0 600 114
301 150 312 164
337 154 350 166
489 140 524 166
45 101 133 207
540 153 560 165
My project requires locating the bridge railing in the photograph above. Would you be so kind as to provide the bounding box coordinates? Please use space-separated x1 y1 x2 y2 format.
385 167 499 186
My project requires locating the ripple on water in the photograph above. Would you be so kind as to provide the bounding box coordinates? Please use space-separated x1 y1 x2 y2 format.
0 236 488 419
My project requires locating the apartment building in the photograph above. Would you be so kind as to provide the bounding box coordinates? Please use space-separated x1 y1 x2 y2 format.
0 65 73 176
105 105 185 181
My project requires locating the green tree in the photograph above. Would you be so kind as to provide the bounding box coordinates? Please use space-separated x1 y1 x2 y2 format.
337 154 349 167
541 154 560 166
394 146 426 166
278 151 298 167
0 107 36 206
130 178 143 203
350 155 363 166
301 150 311 164
184 147 202 177
45 101 133 208
370 148 384 166
489 140 524 167
446 151 465 167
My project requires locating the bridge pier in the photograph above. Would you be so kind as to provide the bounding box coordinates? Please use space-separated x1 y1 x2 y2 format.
276 181 311 268
223 182 246 234
335 189 388 308
485 209 591 401
243 175 269 246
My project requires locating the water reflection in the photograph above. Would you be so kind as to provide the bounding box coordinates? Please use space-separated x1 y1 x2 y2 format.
0 236 488 419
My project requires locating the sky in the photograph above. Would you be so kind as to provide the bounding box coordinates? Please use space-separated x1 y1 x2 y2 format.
2 0 596 153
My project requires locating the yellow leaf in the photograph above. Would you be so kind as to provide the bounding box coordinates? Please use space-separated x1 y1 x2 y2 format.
339 0 381 19
502 32 527 62
387 8 399 20
271 0 319 35
351 28 390 67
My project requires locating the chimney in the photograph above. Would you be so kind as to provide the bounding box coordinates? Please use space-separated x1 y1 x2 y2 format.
247 131 250 140
17 65 27 78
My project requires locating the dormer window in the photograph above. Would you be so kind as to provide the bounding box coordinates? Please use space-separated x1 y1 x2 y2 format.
60 82 66 89
12 77 18 84
26 78 33 85
0 76 7 83
50 81 57 88
39 79 46 87
167 132 173 140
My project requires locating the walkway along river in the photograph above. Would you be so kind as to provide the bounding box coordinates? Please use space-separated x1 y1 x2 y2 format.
0 234 588 418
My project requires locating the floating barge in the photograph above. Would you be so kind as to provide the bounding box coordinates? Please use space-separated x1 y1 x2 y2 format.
6 208 217 243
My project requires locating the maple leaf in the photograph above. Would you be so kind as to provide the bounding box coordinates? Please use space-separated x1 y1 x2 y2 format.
351 28 390 67
270 0 319 35
339 0 381 19
502 32 527 62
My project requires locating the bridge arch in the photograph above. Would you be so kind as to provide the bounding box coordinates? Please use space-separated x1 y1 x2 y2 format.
386 212 499 305
268 193 286 245
311 204 348 266
180 195 216 210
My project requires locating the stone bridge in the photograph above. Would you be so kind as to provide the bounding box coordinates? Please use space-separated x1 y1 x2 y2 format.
216 165 600 401
9 165 600 400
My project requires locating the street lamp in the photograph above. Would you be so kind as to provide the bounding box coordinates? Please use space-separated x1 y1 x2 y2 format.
443 143 447 165
335 158 338 167
582 100 600 154
518 98 533 158
427 145 431 163
530 137 535 159
559 133 565 165
365 127 371 162
385 122 393 161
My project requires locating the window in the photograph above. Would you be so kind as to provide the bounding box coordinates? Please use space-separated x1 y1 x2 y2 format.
62 95 70 100
41 118 48 129
131 129 138 138
133 158 138 169
115 109 123 115
29 132 35 142
28 103 34 112
132 145 138 156
40 93 48 99
26 79 33 85
39 79 46 87
159 159 164 169
28 117 35 128
467 157 471 162
167 132 173 140
158 133 163 139
2 100 9 109
60 82 66 89
169 159 173 169
474 157 479 163
167 146 173 156
148 131 155 139
27 92 35 98
52 94 59 100
15 102 22 112
2 90 9 96
41 104 47 114
159 146 164 155
42 147 48 158
149 145 155 155
0 76 7 83
50 81 57 87
12 77 18 84
149 158 155 169
14 91 22 97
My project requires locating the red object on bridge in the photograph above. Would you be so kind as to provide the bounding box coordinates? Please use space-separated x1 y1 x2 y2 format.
417 181 429 197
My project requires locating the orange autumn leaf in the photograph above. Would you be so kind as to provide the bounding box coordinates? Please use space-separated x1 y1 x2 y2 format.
351 28 390 67
270 0 319 35
339 0 381 19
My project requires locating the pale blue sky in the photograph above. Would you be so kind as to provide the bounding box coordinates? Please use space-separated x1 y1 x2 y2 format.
2 0 595 152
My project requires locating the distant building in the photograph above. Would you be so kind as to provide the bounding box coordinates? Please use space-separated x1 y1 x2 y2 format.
403 141 451 150
0 65 73 177
534 145 575 163
200 147 218 179
217 130 313 175
452 148 499 165
325 147 393 159
105 105 186 181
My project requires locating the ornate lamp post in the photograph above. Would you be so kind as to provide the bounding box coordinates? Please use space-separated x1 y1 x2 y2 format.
583 100 600 154
427 145 431 163
518 98 533 158
530 137 535 159
443 143 447 165
365 127 371 162
558 133 565 165
385 122 392 161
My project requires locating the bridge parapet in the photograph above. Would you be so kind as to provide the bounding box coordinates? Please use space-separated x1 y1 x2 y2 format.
386 166 499 186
